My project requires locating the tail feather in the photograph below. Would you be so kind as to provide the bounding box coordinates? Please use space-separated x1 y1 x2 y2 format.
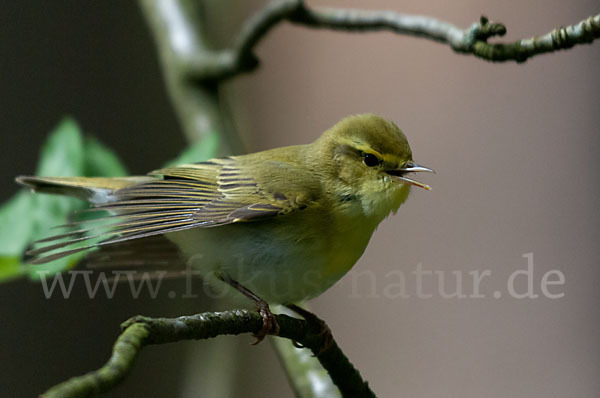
15 176 152 203
16 174 201 267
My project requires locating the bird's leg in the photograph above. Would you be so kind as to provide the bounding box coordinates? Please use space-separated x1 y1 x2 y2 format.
286 304 333 355
218 273 280 344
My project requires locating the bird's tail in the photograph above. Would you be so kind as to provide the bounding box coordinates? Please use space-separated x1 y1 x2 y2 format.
15 175 152 203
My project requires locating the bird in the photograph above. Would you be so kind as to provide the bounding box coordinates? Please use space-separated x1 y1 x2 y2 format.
17 113 433 341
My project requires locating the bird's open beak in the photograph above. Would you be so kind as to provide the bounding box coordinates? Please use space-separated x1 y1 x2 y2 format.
386 162 434 190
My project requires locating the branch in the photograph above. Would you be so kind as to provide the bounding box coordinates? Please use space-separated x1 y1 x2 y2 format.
183 0 600 83
138 0 244 153
272 305 342 398
41 310 375 398
472 14 600 62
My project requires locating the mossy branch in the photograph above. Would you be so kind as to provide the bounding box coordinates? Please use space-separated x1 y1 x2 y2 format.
41 310 375 398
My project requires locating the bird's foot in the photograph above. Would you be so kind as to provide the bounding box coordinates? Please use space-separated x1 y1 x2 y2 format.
252 300 280 345
217 273 280 344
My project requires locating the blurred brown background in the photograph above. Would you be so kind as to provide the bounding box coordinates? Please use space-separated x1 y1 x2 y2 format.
1 1 598 397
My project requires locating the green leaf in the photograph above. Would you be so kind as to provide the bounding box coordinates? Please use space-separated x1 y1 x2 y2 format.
165 130 219 166
0 192 34 258
0 117 128 282
36 118 85 177
84 136 128 177
0 257 24 282
0 120 218 283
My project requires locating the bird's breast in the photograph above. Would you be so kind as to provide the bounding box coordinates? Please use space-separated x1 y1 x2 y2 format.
165 205 377 304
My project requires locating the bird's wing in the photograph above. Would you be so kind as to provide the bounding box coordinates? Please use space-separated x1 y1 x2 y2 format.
28 156 318 264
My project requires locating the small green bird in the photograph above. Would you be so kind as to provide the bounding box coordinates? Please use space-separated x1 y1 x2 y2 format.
17 114 432 339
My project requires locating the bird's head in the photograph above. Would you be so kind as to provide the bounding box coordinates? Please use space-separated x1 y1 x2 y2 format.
313 114 433 221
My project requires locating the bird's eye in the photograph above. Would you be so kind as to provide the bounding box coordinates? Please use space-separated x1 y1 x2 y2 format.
363 153 380 167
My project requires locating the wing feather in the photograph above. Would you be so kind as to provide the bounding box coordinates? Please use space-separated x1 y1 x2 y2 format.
28 156 314 264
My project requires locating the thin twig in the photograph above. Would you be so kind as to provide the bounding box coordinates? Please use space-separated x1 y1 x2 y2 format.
41 310 375 398
183 0 600 83
473 14 600 62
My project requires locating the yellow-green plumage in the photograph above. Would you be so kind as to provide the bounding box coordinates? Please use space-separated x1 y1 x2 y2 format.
16 114 432 304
